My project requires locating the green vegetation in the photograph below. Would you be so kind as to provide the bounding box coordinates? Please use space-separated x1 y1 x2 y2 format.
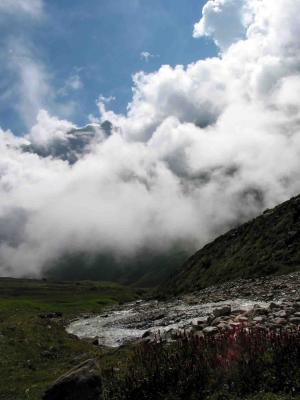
103 327 300 400
0 278 140 400
45 245 191 288
162 194 300 295
0 275 299 400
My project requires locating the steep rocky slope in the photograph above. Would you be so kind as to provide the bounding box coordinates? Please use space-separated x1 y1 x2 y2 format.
162 194 300 295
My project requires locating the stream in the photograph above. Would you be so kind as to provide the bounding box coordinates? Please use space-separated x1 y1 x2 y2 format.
66 297 269 348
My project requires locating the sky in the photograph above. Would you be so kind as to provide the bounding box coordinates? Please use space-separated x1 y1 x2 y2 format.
0 0 214 135
1 0 300 278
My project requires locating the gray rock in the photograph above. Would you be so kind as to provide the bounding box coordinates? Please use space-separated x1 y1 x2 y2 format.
294 312 300 317
43 359 103 400
203 326 218 335
269 302 280 310
142 330 152 338
217 323 229 330
273 310 287 318
234 315 248 323
252 306 268 316
289 317 300 324
285 308 296 315
253 316 265 323
272 318 287 326
213 306 231 318
192 316 209 326
211 317 224 326
231 309 245 315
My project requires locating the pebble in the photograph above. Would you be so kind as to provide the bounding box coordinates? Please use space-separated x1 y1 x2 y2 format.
272 318 287 325
203 326 218 334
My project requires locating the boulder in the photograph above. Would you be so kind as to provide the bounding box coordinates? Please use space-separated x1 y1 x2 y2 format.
273 310 287 318
272 318 287 326
211 317 224 326
252 306 268 316
92 337 99 346
294 312 300 317
289 317 300 324
213 306 231 318
142 330 152 338
230 309 245 315
203 326 218 335
43 359 103 400
217 322 229 331
253 316 265 323
39 312 63 319
191 316 209 326
234 315 248 323
269 302 280 310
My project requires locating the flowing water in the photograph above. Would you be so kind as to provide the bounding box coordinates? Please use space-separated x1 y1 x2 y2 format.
66 298 269 348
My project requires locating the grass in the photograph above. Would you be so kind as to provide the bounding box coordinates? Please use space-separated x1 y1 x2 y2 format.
0 278 141 400
162 194 300 296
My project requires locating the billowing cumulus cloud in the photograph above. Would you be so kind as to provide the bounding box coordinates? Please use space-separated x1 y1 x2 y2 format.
1 0 300 277
193 0 255 49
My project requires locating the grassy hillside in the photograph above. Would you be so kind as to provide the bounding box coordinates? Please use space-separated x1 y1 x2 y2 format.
0 278 140 400
45 246 191 288
162 194 300 295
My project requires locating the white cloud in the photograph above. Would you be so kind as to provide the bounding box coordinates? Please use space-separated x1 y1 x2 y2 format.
0 0 43 19
27 110 75 147
140 51 158 62
58 74 83 97
1 0 300 277
1 39 79 129
5 39 52 128
193 0 255 49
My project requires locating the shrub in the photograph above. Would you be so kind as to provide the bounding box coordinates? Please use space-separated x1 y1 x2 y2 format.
102 327 300 400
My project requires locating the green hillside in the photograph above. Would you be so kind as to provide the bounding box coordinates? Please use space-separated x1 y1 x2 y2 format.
162 194 300 296
44 246 191 288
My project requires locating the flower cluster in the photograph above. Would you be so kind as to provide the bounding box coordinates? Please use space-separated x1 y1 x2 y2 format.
103 326 300 400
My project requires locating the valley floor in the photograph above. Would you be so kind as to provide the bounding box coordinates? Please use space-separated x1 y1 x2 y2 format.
0 273 299 399
0 278 140 400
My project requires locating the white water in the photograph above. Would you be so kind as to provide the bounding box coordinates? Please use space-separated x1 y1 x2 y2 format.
66 298 269 348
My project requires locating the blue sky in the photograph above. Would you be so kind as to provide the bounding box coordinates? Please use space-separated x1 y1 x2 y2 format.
0 0 216 135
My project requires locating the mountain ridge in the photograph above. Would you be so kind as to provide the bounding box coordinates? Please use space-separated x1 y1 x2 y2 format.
161 194 300 296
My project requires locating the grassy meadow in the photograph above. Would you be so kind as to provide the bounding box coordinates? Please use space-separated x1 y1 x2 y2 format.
0 278 140 400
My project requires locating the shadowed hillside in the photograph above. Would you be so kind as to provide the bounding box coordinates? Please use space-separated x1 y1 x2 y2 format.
162 194 300 296
44 246 191 288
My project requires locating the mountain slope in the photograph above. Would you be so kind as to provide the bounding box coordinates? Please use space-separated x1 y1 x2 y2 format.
162 194 300 295
44 246 191 288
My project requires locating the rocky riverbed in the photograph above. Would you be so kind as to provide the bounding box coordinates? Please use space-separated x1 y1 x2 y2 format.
67 272 300 347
